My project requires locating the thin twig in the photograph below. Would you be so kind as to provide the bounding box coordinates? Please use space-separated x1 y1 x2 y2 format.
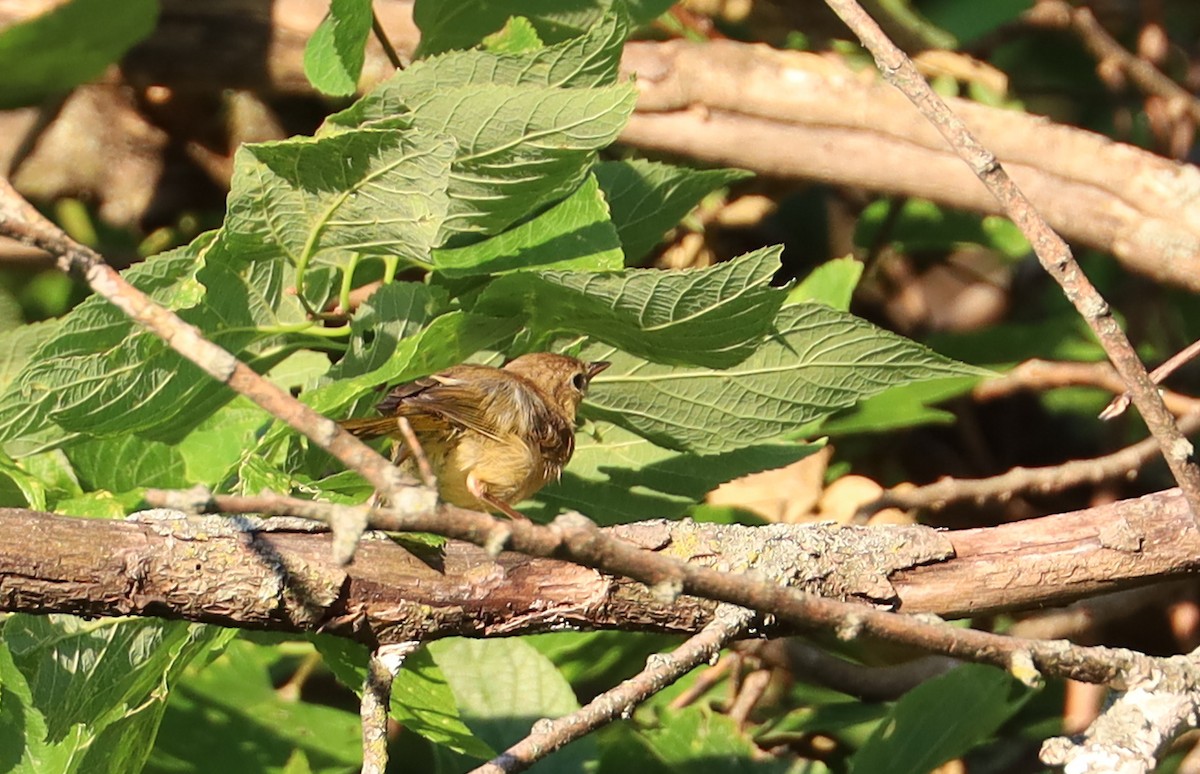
973 358 1200 417
668 653 735 709
396 416 435 488
1025 1 1200 126
864 410 1200 514
163 488 1183 690
727 667 772 728
782 642 959 702
823 0 1200 523
471 605 755 774
362 642 422 774
0 177 431 563
371 10 404 69
1102 338 1200 419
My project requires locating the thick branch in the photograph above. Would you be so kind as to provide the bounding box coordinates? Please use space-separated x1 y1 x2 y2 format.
3 489 1199 638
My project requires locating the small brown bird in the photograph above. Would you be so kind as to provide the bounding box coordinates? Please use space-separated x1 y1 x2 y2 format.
340 353 610 519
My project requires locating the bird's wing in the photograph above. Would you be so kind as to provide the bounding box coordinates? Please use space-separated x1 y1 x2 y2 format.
378 367 515 442
525 407 576 466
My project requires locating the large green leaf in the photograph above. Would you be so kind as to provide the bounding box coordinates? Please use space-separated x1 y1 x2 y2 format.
582 303 990 454
413 1 652 57
0 0 158 109
327 50 636 240
0 243 212 444
228 129 455 268
527 422 822 523
429 638 595 770
478 247 786 367
0 238 302 445
0 616 232 774
64 435 189 493
850 664 1032 774
0 319 60 397
594 160 752 264
312 636 495 759
149 638 360 774
431 85 636 240
432 173 623 277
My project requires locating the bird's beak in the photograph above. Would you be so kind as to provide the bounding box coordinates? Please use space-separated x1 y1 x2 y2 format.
586 361 611 380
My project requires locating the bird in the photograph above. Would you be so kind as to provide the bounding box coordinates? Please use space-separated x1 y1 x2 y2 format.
339 353 610 519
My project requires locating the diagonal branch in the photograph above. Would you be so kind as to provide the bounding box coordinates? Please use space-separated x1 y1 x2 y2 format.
0 177 433 563
822 0 1200 523
472 604 755 774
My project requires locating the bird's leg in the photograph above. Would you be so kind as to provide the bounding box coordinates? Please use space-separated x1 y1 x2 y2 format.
467 472 530 521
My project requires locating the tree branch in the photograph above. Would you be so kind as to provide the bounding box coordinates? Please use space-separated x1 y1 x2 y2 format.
473 604 755 774
2 483 1197 687
821 0 1200 522
0 176 433 563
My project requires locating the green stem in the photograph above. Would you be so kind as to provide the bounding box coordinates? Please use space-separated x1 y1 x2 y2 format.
339 253 361 316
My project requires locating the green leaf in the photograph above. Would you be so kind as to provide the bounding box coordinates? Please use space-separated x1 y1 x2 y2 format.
52 490 139 519
313 636 496 759
594 160 752 264
414 0 640 57
478 247 786 367
64 435 189 493
0 615 232 773
0 452 46 508
304 310 522 416
850 664 1032 774
816 376 980 436
0 320 60 400
230 129 455 267
526 422 822 523
429 638 595 769
303 0 374 96
855 198 1030 260
482 16 544 53
14 450 81 502
0 243 212 444
423 84 638 240
433 173 623 277
0 237 298 446
583 303 990 454
0 0 158 109
786 256 863 310
329 282 449 378
327 29 637 240
359 12 627 97
634 707 791 773
150 638 360 774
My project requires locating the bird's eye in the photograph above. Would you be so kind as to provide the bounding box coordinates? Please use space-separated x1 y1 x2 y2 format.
571 372 588 391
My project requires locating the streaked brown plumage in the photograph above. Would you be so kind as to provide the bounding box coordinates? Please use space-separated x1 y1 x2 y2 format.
339 353 609 518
